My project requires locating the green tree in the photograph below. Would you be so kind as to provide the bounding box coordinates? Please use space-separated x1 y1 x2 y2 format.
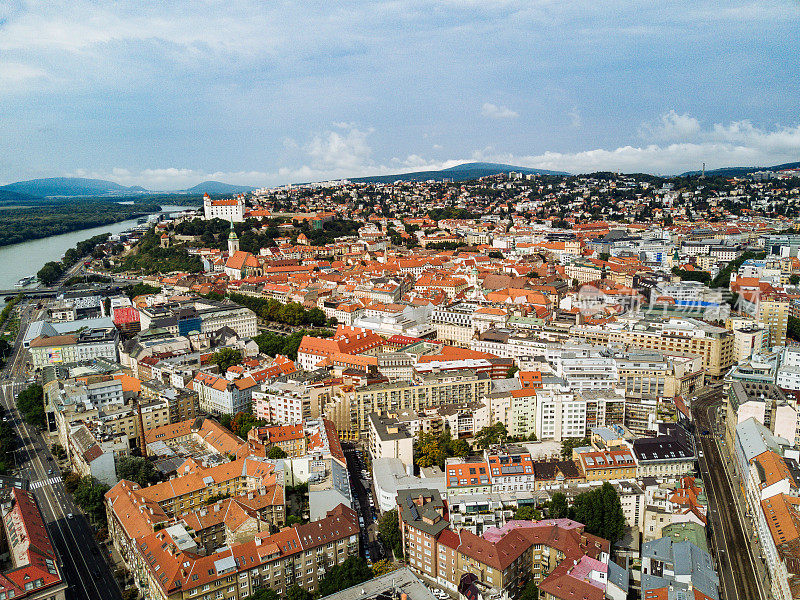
548 492 569 519
267 446 287 459
117 456 162 488
474 422 508 449
520 579 539 600
569 482 626 543
250 589 279 600
378 509 402 558
560 437 590 459
317 556 372 596
507 364 519 378
513 505 542 521
791 274 800 286
789 316 800 342
285 584 312 600
17 384 45 428
211 348 243 373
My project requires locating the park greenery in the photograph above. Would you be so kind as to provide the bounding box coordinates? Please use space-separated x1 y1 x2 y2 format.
37 233 111 285
115 229 203 274
0 201 160 248
560 437 590 459
570 482 626 543
546 484 626 543
125 283 162 299
267 446 287 459
17 384 45 428
228 293 328 328
414 429 471 469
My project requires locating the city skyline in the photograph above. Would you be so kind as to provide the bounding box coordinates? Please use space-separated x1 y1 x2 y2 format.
1 0 799 188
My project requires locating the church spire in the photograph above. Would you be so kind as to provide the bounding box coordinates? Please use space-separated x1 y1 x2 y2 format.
228 219 239 255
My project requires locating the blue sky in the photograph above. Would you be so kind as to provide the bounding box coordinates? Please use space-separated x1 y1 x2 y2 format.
1 0 799 189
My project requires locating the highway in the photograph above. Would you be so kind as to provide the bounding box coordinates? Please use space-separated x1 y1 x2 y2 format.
691 385 764 600
2 299 122 600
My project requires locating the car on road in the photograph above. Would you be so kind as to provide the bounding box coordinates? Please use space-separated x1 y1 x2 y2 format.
698 451 704 458
67 513 73 519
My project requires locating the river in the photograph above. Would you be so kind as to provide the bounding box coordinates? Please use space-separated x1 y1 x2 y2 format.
0 205 194 291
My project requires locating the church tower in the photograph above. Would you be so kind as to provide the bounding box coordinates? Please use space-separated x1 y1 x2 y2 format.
228 220 239 255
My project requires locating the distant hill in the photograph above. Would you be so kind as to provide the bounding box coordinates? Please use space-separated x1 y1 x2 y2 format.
0 177 147 198
347 162 569 184
183 181 256 194
681 161 800 178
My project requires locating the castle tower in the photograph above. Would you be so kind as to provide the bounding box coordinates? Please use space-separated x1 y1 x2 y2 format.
228 220 239 255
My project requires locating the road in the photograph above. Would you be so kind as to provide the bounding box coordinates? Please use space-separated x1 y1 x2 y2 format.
1 299 122 600
691 385 763 600
343 444 385 563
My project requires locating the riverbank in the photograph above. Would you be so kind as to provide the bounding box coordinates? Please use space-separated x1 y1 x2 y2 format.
0 201 163 248
0 205 193 290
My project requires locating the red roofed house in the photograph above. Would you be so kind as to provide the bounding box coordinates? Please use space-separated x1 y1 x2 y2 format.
0 489 67 600
297 325 384 371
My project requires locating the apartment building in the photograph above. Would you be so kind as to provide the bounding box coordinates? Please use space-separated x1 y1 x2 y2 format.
396 488 619 600
757 293 790 347
486 446 536 493
575 448 637 482
445 457 492 496
431 303 478 347
28 327 118 368
192 372 258 416
297 325 384 371
572 317 734 379
325 370 492 440
367 413 414 474
0 490 68 600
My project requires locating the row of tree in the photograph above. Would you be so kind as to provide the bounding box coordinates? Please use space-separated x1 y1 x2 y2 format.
63 473 111 528
17 384 45 428
38 233 111 285
254 329 333 361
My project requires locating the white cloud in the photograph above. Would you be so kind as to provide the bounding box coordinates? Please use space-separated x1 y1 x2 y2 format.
640 110 702 142
305 125 374 171
63 114 800 189
481 102 518 119
473 116 800 174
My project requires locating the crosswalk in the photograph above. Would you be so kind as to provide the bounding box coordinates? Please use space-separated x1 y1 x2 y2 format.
30 476 61 490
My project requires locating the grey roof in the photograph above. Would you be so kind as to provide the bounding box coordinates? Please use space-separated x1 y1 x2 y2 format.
736 417 786 463
642 538 719 600
607 560 629 593
317 567 435 600
396 488 449 538
368 413 413 442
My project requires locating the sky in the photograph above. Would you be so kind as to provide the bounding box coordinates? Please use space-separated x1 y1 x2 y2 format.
1 0 799 189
